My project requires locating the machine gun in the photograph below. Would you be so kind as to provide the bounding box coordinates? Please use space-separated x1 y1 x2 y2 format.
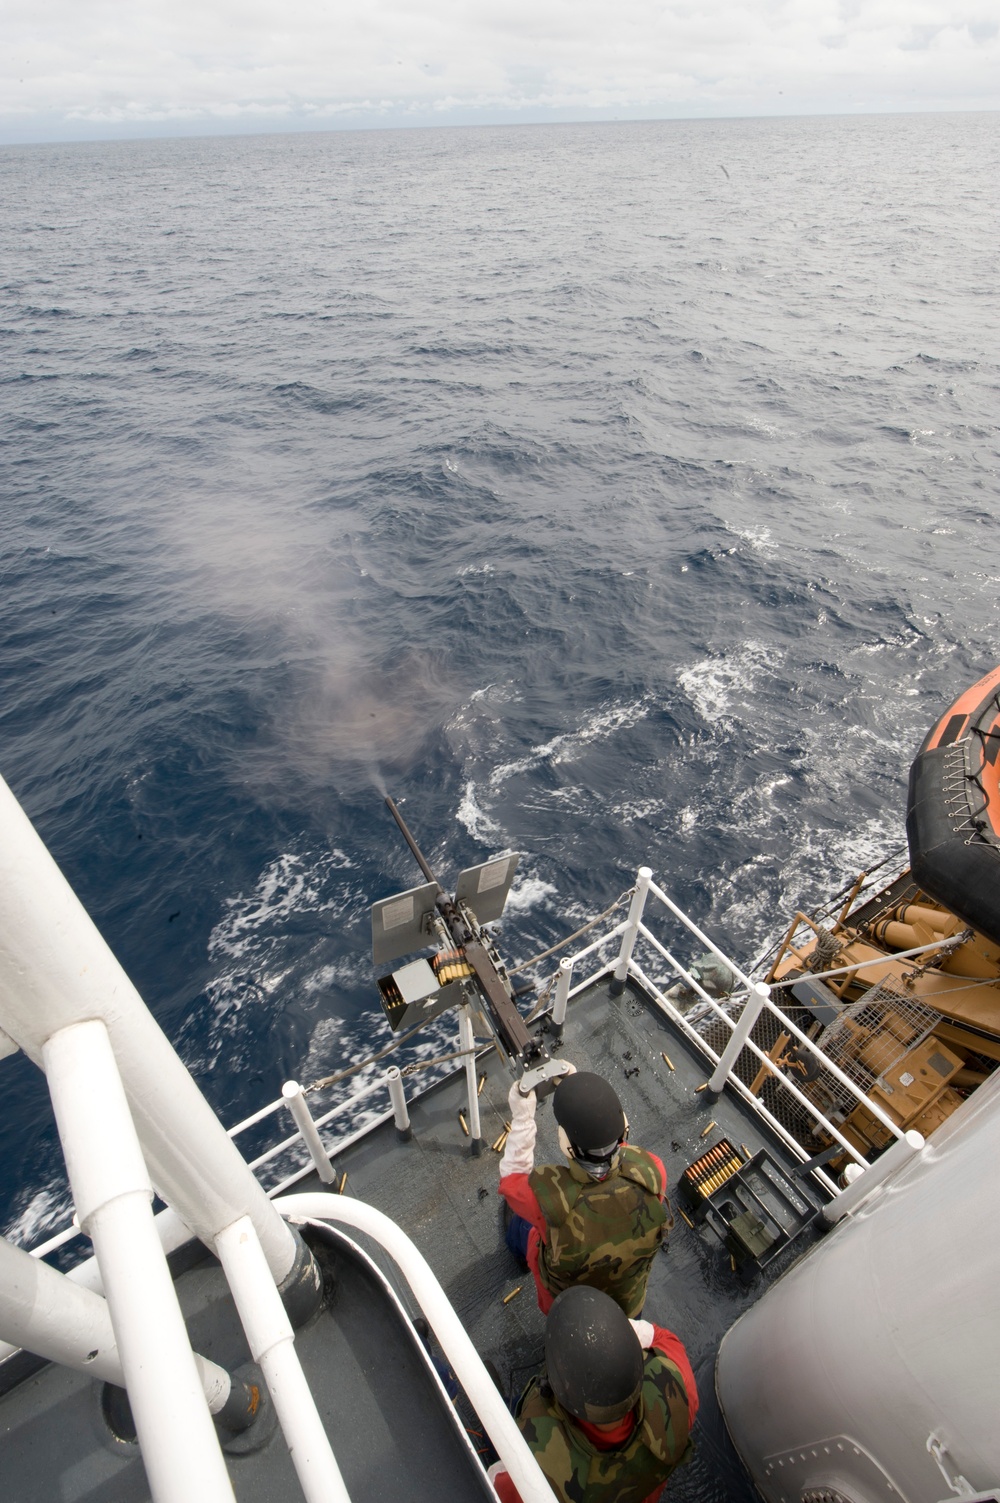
372 797 571 1097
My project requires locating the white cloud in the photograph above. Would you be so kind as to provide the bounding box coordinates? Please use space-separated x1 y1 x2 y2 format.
1 0 998 139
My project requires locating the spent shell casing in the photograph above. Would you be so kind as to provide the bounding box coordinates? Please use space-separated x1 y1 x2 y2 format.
338 1172 348 1195
695 1083 709 1094
700 1120 718 1139
661 1052 675 1071
679 1208 694 1229
741 1143 752 1160
502 1286 523 1305
730 1255 737 1272
458 1111 470 1137
478 1074 486 1096
493 1129 510 1152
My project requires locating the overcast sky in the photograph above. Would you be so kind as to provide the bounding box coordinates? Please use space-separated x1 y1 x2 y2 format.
2 0 998 143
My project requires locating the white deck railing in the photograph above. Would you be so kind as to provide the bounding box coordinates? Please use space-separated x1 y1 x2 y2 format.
17 863 926 1272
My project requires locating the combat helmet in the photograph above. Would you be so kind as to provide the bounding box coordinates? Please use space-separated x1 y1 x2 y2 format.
544 1285 643 1424
552 1070 626 1172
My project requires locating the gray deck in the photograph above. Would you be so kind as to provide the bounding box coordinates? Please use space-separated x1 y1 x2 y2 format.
0 976 827 1501
320 975 827 1503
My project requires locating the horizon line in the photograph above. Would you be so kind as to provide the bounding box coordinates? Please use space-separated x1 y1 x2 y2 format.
2 101 997 150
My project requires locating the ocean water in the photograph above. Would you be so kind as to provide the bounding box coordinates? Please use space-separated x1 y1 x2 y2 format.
1 111 998 1243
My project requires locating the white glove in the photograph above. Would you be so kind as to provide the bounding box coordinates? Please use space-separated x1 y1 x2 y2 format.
499 1080 537 1177
508 1080 538 1122
629 1318 655 1350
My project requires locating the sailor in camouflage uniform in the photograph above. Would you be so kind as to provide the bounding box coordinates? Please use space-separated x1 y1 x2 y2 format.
499 1071 668 1317
488 1285 698 1503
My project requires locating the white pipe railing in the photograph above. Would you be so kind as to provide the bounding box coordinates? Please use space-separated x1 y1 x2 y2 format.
244 1075 392 1174
276 1193 554 1503
708 982 771 1094
216 1215 351 1503
0 772 298 1290
44 1019 236 1503
551 957 573 1029
626 935 871 1169
282 1081 337 1185
630 895 906 1147
821 1129 925 1224
611 868 652 993
565 920 628 969
25 1220 84 1260
227 1096 286 1139
646 876 758 991
458 1007 482 1147
12 858 922 1284
629 959 842 1195
386 1066 412 1139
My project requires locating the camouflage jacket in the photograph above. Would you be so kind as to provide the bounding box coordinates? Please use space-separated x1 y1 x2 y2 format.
529 1146 667 1317
514 1349 694 1503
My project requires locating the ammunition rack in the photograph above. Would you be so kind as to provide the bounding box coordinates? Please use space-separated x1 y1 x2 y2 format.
681 1140 818 1271
679 1137 745 1203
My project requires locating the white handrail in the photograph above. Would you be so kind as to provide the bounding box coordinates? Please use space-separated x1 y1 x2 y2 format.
821 1129 925 1224
558 919 628 968
216 1216 351 1503
628 931 869 1165
246 1075 391 1173
227 1097 286 1138
629 959 842 1195
645 877 758 991
276 1193 555 1503
632 898 906 1142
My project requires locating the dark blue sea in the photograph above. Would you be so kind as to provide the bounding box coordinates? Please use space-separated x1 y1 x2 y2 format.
1 112 998 1244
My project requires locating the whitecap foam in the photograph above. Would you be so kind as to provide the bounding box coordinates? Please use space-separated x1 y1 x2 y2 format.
489 697 650 790
456 779 502 841
504 874 558 914
4 1183 72 1250
209 848 354 964
184 847 362 1074
678 641 781 726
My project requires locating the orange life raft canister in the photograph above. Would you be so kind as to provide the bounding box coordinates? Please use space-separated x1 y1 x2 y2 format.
906 665 1000 947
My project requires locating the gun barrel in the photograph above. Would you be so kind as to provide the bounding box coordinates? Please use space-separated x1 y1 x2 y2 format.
384 796 439 886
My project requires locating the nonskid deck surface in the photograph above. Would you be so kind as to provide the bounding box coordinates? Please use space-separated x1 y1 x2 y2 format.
0 979 823 1501
323 977 827 1503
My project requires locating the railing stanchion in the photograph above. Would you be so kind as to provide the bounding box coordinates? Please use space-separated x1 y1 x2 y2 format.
822 1129 924 1225
610 867 652 996
386 1065 412 1141
458 1006 483 1154
707 982 771 1096
282 1081 337 1185
551 957 573 1034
